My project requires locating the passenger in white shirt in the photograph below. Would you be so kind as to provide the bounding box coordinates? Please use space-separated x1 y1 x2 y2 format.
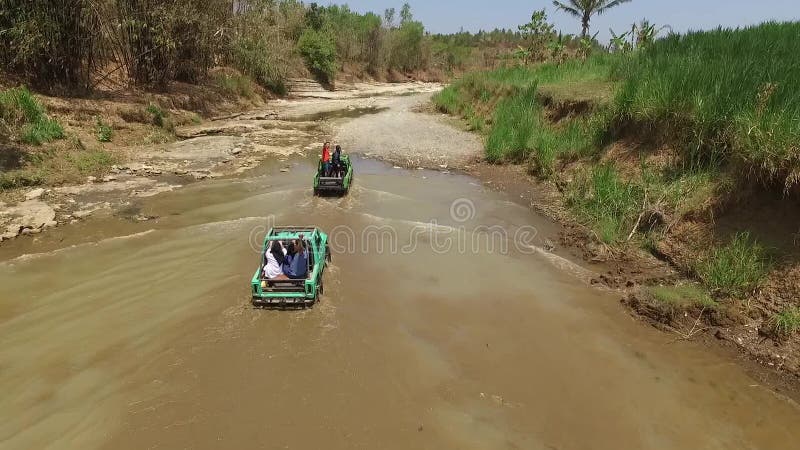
263 240 287 279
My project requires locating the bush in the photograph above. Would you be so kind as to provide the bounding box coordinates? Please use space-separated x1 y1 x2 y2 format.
228 23 294 95
0 87 64 145
298 28 338 85
96 117 113 142
696 232 770 297
145 104 166 127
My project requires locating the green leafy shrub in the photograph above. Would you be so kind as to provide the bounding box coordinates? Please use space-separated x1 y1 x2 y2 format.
95 117 113 142
298 28 338 85
145 104 166 127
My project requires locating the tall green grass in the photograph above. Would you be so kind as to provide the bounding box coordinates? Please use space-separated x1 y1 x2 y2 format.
433 58 612 169
567 164 644 243
613 22 800 185
0 87 64 145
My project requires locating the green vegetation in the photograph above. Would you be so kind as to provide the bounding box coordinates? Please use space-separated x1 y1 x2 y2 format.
613 22 800 187
145 104 167 128
0 138 115 190
567 164 643 243
298 28 339 85
2 1 513 94
436 21 797 313
770 307 800 337
695 232 770 297
69 146 116 174
0 87 63 145
647 284 717 316
215 74 255 99
95 117 113 143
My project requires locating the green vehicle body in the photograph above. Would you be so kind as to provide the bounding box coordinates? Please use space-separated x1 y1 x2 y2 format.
251 226 330 307
313 154 353 195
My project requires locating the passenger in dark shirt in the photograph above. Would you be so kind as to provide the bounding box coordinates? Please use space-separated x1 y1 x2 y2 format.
286 237 309 279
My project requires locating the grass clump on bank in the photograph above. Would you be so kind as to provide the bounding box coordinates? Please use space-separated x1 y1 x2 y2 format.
770 307 800 337
567 164 644 243
695 232 770 297
647 284 717 316
0 87 63 145
215 73 255 99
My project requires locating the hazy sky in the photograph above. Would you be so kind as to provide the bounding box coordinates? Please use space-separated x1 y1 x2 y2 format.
330 0 799 41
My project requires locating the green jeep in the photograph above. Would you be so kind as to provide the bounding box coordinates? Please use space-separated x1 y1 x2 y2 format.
251 226 330 308
314 154 353 196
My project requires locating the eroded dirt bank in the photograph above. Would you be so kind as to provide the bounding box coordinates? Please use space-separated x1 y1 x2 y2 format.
1 86 800 450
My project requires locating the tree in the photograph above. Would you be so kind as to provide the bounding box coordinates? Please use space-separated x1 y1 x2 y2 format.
400 3 413 24
383 7 396 27
551 0 632 38
517 9 555 63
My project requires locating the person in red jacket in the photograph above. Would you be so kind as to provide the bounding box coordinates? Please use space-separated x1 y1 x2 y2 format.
321 141 332 176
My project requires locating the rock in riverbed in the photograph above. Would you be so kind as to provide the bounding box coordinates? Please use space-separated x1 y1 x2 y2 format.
25 188 46 200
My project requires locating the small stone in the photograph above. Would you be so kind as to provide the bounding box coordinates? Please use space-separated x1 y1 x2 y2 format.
149 169 162 175
25 188 45 200
87 176 97 183
231 148 242 155
280 168 289 173
43 220 58 229
102 175 117 182
393 166 402 169
73 210 92 219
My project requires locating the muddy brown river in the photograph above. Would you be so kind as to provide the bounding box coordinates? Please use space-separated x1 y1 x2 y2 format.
2 94 800 449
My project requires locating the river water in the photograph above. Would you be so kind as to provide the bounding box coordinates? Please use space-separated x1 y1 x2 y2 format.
2 115 800 449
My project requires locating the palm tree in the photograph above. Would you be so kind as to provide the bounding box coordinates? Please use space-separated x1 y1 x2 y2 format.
552 0 633 38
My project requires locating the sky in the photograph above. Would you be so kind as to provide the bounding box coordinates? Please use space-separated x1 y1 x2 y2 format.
328 0 800 42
